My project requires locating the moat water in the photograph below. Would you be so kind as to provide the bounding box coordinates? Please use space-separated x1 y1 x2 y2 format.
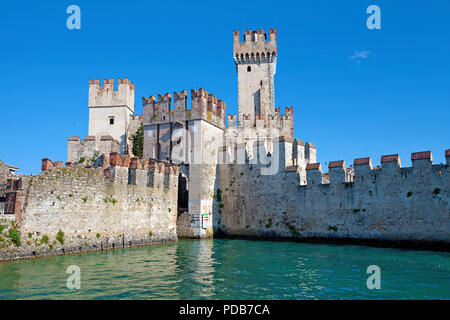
0 239 449 299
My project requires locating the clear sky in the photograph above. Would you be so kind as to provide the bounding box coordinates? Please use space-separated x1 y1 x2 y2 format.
1 0 449 175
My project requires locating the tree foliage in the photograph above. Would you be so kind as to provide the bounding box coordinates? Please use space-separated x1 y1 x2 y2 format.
131 124 144 158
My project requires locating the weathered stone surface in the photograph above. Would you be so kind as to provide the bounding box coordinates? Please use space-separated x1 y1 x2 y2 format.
215 148 450 244
0 166 178 261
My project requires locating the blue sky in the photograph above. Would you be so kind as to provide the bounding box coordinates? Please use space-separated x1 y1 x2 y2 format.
1 0 449 174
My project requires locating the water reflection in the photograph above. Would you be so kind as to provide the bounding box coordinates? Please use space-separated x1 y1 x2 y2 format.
174 239 216 299
0 239 449 300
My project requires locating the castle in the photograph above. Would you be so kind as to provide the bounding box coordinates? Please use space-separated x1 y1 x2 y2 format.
65 28 319 239
1 28 448 260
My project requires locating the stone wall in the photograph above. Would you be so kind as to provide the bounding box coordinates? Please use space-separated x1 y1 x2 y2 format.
215 143 450 245
0 157 179 261
67 135 120 164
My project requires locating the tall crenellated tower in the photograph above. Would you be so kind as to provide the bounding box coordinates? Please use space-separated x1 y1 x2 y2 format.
233 28 277 124
88 78 136 154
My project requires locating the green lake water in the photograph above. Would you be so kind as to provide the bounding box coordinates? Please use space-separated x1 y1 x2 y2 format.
0 239 449 299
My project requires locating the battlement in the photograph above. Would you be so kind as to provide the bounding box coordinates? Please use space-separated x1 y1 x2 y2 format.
225 145 448 187
40 154 178 191
227 106 293 129
88 77 135 111
106 153 178 189
233 28 277 64
142 89 226 128
218 147 450 244
66 135 120 164
302 150 449 186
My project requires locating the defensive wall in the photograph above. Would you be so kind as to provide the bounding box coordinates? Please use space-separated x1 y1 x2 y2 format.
215 140 450 246
0 154 179 261
225 107 294 159
67 135 120 164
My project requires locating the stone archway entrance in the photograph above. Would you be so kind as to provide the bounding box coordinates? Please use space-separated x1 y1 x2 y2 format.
177 172 188 214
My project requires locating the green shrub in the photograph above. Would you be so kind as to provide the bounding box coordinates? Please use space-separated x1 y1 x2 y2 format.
56 230 65 245
265 218 273 229
41 235 49 244
285 222 300 237
216 189 222 202
149 231 153 237
82 196 88 203
0 225 5 234
96 233 101 239
8 228 21 246
68 194 73 197
433 188 441 195
407 191 412 197
328 225 338 232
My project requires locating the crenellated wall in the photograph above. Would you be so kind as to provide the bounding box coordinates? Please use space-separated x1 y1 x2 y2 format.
225 107 294 159
0 154 179 261
142 89 226 163
215 144 450 244
142 89 226 129
67 135 120 164
88 78 135 110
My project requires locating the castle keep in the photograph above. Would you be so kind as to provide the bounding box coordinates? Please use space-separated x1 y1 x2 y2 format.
1 28 449 261
67 78 141 163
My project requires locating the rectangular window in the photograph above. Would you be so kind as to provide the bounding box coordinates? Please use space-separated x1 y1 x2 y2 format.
109 116 114 125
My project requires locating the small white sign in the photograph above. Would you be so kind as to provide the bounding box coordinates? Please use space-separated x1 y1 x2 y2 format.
202 214 210 229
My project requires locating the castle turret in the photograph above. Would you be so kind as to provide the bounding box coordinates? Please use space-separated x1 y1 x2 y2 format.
88 78 135 154
233 28 277 123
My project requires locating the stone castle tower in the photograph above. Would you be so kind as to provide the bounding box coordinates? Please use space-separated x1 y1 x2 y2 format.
88 78 136 154
233 28 277 125
227 28 294 161
67 78 142 164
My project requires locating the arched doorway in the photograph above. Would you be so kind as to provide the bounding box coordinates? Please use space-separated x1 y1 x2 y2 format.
177 172 188 214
